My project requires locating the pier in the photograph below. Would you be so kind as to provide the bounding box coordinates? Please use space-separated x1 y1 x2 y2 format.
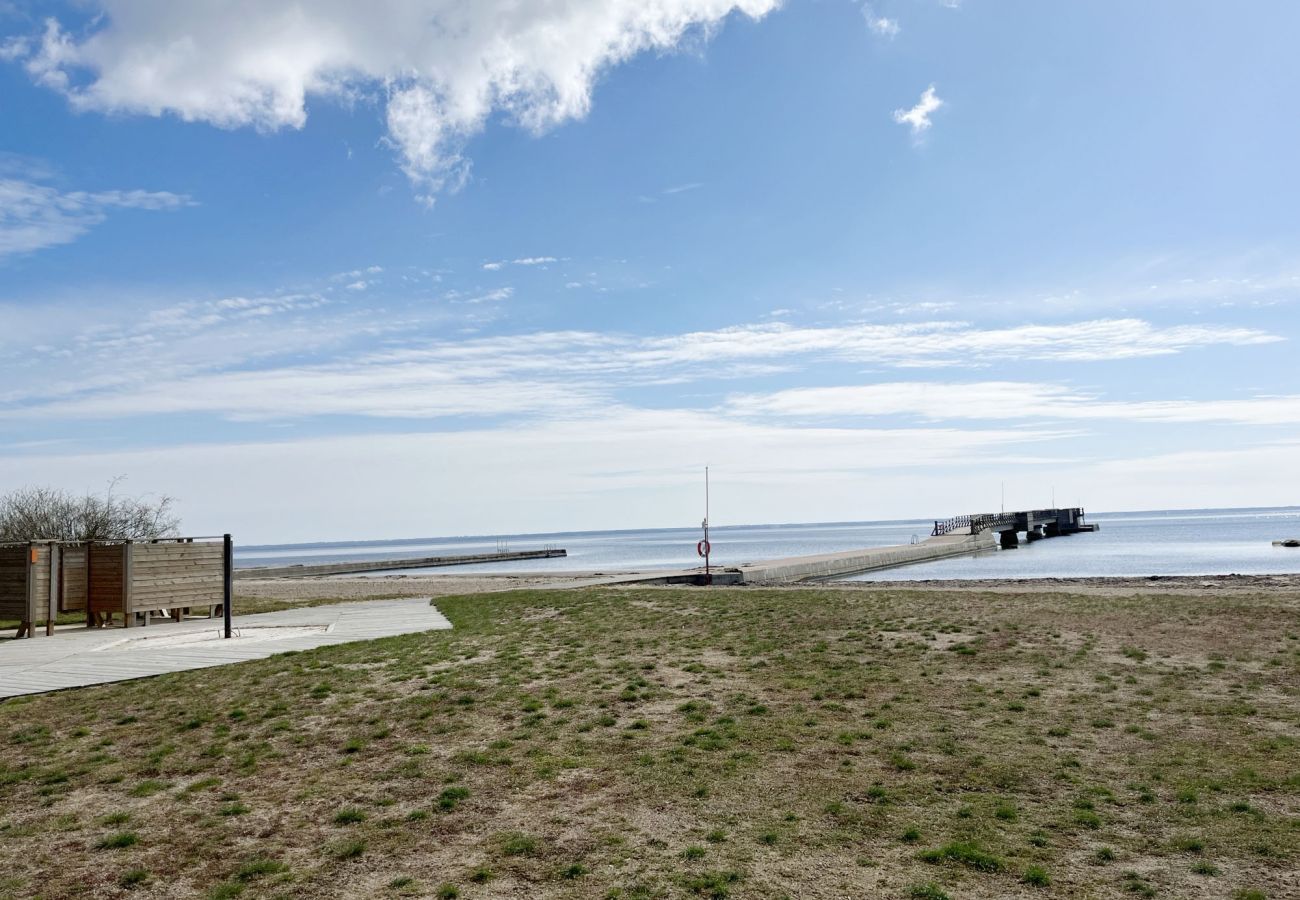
932 507 1097 548
733 531 993 584
235 548 567 579
734 507 1096 584
591 508 1097 586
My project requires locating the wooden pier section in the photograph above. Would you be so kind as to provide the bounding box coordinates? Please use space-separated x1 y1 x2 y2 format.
235 548 568 579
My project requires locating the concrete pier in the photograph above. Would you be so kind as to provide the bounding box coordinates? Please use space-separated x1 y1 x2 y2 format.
588 507 1096 587
236 548 567 579
734 533 996 584
579 532 998 588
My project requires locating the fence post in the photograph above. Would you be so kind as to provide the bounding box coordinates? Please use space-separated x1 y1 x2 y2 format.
223 534 233 639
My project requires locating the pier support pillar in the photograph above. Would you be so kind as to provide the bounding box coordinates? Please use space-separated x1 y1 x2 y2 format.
1000 530 1019 549
1026 528 1044 543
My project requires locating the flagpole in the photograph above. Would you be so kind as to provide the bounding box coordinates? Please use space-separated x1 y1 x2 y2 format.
704 466 711 584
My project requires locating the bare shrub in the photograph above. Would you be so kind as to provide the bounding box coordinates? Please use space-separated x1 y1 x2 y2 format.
0 479 180 541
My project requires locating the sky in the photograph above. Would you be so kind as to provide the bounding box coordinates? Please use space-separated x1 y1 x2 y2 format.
2 0 1299 543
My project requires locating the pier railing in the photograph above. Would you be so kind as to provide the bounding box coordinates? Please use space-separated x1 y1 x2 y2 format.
932 512 1019 537
932 515 972 536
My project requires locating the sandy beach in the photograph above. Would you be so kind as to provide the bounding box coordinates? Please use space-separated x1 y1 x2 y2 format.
233 570 1300 611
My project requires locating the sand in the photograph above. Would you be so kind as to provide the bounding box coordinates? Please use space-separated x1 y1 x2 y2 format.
235 570 1300 607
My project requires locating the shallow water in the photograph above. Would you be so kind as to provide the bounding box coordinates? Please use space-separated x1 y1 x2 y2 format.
236 507 1300 580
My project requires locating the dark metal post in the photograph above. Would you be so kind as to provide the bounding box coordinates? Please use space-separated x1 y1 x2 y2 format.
222 533 233 639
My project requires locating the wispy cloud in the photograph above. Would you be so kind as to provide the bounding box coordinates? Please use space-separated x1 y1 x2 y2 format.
729 381 1300 426
862 4 900 37
482 256 557 270
638 182 704 203
3 316 1279 425
0 411 1076 541
0 173 193 259
460 287 514 304
893 84 943 137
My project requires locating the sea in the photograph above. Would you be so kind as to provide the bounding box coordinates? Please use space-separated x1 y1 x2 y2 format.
236 506 1300 581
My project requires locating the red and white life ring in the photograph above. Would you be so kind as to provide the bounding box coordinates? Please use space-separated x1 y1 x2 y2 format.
697 540 711 557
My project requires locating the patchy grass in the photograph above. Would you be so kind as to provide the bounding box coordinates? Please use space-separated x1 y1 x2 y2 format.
1 584 1298 897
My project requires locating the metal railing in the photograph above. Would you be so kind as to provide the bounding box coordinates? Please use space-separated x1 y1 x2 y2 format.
932 512 1019 537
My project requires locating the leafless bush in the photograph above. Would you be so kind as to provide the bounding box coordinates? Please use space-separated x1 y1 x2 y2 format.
0 479 180 542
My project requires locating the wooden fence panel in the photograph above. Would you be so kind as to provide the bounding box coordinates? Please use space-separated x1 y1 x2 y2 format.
127 541 224 616
0 545 29 620
60 545 88 612
88 543 127 617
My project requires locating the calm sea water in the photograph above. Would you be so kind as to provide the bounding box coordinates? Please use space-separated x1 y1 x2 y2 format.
237 507 1300 580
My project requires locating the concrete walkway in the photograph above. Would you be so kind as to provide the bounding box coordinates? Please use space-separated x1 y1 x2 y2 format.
0 598 451 700
735 532 996 583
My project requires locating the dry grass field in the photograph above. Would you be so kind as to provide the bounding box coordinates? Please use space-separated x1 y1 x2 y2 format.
2 583 1298 899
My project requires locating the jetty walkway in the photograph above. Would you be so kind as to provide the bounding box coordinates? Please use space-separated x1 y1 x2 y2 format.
236 547 567 578
591 507 1097 586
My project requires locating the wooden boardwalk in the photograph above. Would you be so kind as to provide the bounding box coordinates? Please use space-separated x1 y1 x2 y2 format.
0 598 451 699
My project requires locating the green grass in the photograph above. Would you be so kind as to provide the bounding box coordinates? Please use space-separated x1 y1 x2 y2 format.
918 841 1005 872
908 884 951 900
332 806 366 825
1023 864 1051 886
119 868 150 888
234 858 288 880
95 831 138 850
2 584 1297 897
498 832 538 857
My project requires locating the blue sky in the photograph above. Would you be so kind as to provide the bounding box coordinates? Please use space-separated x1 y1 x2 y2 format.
2 0 1298 542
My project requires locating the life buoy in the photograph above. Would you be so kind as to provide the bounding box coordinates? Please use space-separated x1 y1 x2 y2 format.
697 540 711 557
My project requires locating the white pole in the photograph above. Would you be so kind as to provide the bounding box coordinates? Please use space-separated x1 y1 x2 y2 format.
704 466 710 583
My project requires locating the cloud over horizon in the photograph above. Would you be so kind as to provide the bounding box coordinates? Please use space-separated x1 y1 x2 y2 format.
0 302 1281 425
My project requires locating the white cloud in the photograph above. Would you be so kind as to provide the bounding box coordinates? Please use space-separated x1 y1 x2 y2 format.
730 381 1300 426
484 256 557 269
10 1 780 198
0 35 30 63
3 316 1279 425
461 286 514 304
0 175 192 258
893 84 943 136
628 318 1277 369
862 5 900 37
6 415 1294 542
